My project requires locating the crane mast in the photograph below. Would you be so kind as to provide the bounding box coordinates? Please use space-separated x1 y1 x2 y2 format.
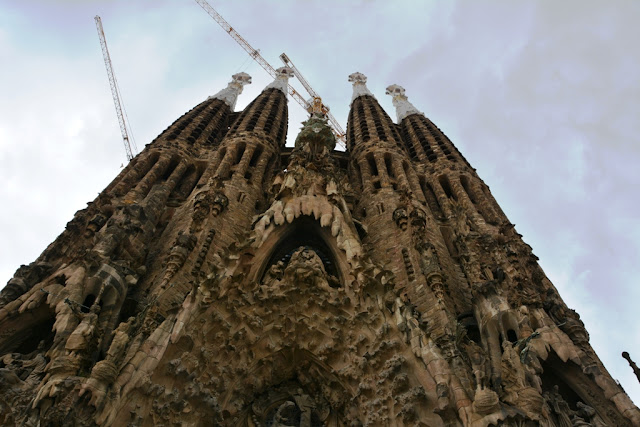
279 53 346 144
95 15 137 161
194 0 346 148
194 0 310 111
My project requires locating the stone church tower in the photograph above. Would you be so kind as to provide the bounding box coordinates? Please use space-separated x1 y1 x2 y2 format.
0 68 638 426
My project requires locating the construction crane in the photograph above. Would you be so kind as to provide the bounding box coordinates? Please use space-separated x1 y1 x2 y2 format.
193 0 346 147
279 53 346 144
95 16 137 161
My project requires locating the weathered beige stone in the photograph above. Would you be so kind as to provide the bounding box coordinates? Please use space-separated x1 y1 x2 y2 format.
0 73 638 426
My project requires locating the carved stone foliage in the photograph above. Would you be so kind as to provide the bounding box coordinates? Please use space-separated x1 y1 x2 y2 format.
0 74 638 427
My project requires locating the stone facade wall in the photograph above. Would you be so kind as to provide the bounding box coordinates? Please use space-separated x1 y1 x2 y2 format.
0 75 638 426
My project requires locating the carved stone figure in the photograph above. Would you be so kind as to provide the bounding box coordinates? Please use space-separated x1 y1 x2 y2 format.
409 205 427 230
393 207 409 230
65 304 100 356
464 340 488 390
162 231 197 285
284 247 332 290
192 190 213 226
545 385 573 427
500 341 527 400
0 70 638 427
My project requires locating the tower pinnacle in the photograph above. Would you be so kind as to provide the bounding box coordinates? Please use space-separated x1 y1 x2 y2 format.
1 68 639 426
385 84 422 122
348 72 374 103
265 66 294 94
208 72 252 110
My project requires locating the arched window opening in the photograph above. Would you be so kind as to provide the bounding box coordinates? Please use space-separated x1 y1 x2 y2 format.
0 304 56 357
458 312 482 344
540 353 587 411
420 176 444 219
356 102 369 142
233 142 246 165
439 175 457 201
14 315 55 356
217 147 227 167
158 157 180 184
167 100 210 140
249 144 264 168
439 226 458 259
400 124 419 160
261 154 276 187
384 154 398 190
409 117 437 163
366 153 378 176
460 175 478 204
169 164 202 204
384 154 394 178
244 92 270 132
402 161 410 178
352 161 363 193
117 296 139 326
263 94 282 136
347 109 356 150
275 113 288 147
506 329 518 344
369 103 387 141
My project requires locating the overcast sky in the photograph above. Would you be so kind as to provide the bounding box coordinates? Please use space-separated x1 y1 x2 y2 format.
1 0 638 406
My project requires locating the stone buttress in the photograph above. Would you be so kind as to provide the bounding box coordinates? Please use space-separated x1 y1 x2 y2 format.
0 71 638 427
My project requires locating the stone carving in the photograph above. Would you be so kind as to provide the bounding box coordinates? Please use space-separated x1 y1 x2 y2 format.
65 304 100 357
544 385 573 427
393 206 409 230
161 231 197 286
285 247 331 287
84 213 108 238
0 262 52 308
464 340 488 391
192 188 228 230
211 191 229 216
409 205 427 230
0 72 638 427
544 289 590 346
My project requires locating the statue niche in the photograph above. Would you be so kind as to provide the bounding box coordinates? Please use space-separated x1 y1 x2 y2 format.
259 218 342 290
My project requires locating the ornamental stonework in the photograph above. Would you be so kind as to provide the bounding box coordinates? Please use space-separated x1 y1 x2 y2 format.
0 73 638 426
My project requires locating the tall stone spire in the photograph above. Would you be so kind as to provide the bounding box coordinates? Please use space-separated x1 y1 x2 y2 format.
265 66 294 94
385 84 422 122
207 72 252 110
348 72 374 103
1 68 639 427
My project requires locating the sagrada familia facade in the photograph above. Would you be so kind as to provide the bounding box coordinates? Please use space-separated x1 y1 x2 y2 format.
0 68 638 426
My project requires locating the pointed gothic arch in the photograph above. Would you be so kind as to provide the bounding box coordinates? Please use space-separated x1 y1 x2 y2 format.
250 216 348 287
0 301 56 357
538 351 624 426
